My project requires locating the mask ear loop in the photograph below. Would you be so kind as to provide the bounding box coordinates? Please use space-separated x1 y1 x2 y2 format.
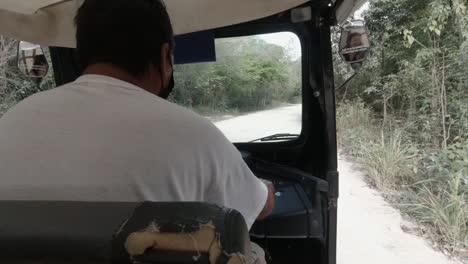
159 51 174 89
158 50 175 99
159 67 166 93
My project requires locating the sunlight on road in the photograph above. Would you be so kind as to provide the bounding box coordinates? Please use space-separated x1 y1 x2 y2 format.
214 104 302 142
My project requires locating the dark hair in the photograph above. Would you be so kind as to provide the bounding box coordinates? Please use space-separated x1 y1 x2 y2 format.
75 0 174 77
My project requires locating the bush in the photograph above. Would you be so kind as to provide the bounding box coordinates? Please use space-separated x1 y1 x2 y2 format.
358 130 417 190
338 101 468 254
337 101 417 189
402 171 468 252
409 139 468 251
337 101 379 157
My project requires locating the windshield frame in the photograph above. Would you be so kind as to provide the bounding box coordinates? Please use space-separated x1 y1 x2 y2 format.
212 25 307 147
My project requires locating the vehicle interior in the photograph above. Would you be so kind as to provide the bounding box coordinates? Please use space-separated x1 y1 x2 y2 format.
0 0 367 263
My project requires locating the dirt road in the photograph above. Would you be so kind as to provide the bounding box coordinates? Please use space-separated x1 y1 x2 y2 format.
214 104 458 264
337 157 458 264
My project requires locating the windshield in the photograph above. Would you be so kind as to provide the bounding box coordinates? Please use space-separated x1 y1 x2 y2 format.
171 31 302 142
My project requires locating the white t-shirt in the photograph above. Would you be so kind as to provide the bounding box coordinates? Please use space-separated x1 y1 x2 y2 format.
0 74 268 228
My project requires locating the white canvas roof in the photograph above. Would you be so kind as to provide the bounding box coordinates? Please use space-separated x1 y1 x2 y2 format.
0 0 366 48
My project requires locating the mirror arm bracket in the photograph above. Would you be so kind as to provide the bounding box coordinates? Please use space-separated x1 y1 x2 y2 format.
335 70 359 91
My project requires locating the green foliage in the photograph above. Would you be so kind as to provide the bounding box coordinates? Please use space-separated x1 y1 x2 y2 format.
0 37 54 116
338 100 468 253
402 141 468 252
422 139 468 185
403 174 468 253
171 37 301 114
337 101 378 155
336 0 468 254
358 131 417 190
337 102 417 190
337 0 467 147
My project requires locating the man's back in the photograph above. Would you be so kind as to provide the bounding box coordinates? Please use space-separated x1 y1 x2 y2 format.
0 75 267 228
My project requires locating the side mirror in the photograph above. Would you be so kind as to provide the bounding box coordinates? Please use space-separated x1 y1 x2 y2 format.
17 41 49 84
339 20 370 70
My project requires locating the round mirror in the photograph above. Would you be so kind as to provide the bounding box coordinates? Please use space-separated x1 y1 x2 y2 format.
17 41 49 81
339 20 370 69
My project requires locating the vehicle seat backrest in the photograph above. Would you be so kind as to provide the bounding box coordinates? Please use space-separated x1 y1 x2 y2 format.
0 201 250 264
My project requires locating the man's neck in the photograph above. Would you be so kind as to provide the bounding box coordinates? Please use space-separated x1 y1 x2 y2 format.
82 64 159 95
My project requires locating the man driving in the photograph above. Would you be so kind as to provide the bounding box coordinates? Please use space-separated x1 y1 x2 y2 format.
0 0 274 262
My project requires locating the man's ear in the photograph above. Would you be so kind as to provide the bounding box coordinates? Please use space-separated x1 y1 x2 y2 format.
160 43 172 74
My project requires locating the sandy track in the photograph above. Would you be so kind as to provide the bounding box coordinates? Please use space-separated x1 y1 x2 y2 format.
337 157 458 264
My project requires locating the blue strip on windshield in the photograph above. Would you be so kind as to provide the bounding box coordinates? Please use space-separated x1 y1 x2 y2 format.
174 30 216 65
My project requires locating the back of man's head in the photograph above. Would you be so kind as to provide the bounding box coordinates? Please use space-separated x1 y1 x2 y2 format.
75 0 174 78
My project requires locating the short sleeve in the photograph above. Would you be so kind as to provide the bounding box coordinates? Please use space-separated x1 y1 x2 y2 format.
206 142 269 229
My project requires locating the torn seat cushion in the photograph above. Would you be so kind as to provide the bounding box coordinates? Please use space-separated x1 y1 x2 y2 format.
0 201 250 264
113 202 250 264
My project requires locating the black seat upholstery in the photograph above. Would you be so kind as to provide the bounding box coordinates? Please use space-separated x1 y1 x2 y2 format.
0 201 250 264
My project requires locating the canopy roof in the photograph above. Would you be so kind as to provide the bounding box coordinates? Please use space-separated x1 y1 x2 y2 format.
0 0 367 48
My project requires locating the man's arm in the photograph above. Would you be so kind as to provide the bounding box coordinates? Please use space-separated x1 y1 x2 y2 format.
257 180 275 220
203 121 276 228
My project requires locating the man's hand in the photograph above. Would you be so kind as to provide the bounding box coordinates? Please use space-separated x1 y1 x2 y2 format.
257 179 275 220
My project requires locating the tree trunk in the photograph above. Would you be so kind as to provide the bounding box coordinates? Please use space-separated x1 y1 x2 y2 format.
440 53 448 149
430 35 441 149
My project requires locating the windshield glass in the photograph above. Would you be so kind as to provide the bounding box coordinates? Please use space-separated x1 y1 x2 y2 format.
171 31 302 142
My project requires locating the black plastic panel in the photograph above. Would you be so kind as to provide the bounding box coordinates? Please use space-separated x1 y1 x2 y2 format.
251 182 309 238
248 158 327 240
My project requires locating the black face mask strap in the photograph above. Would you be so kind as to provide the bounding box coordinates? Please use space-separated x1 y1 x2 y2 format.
158 61 174 100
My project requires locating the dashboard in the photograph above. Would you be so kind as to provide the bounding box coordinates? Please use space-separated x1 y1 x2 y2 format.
241 152 328 240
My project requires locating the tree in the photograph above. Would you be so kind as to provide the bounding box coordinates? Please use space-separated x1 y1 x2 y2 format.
337 0 468 149
171 36 300 113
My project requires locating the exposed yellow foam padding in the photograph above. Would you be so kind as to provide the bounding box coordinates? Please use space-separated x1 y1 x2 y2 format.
125 221 246 264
